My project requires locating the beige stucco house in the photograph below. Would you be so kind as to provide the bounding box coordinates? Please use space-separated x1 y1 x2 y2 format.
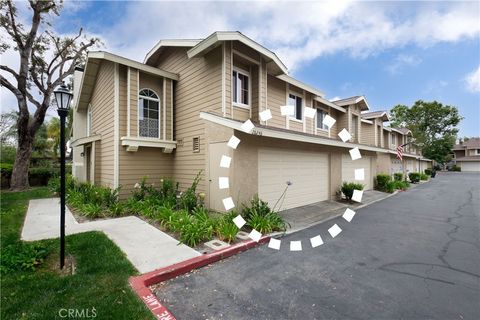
71 31 431 211
452 138 480 171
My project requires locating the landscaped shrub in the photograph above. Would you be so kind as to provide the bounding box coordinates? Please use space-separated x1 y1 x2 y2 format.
393 180 410 190
384 181 396 193
375 174 391 192
408 172 421 183
424 168 432 176
241 195 289 233
0 242 50 274
394 172 403 181
241 194 272 220
341 182 364 201
452 165 461 172
420 173 429 181
180 171 202 212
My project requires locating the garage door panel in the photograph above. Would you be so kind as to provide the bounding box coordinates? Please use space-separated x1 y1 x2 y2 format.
342 155 372 190
258 148 329 210
460 162 480 172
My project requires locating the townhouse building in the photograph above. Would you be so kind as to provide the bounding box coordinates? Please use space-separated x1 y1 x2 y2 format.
451 138 480 171
71 31 431 211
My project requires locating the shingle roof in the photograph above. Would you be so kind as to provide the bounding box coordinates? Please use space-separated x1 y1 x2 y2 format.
361 110 390 121
453 138 480 150
455 156 480 161
331 95 370 111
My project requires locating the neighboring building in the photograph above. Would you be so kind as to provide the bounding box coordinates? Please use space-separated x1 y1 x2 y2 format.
71 31 431 211
452 138 480 172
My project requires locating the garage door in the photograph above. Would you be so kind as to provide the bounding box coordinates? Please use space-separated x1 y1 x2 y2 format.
460 162 480 172
391 158 403 174
258 148 329 210
342 155 372 190
406 159 415 173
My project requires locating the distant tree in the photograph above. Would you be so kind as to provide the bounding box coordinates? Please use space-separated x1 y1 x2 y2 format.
0 0 100 190
46 117 60 159
0 110 17 144
390 100 463 164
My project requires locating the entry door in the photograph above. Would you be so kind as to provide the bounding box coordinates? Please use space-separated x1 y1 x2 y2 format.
85 145 91 183
208 142 232 212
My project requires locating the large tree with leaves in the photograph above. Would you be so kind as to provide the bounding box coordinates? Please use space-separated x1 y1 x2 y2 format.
0 0 99 190
390 100 463 164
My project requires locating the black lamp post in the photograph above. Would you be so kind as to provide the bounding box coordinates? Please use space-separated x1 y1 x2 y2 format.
54 83 73 269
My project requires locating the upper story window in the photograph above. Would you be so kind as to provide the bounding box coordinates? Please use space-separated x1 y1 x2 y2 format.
138 89 160 138
476 149 480 155
232 68 249 107
86 104 92 136
391 134 396 146
352 115 358 137
288 93 302 121
316 109 328 130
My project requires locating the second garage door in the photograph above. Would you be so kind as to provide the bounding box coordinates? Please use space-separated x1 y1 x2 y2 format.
391 158 403 174
460 161 480 172
342 155 372 190
258 148 329 210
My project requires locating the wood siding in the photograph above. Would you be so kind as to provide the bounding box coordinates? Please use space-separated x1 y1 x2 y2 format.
156 46 223 193
90 61 115 187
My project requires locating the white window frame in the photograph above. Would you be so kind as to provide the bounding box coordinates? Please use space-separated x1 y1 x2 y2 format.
232 67 251 109
288 93 303 122
316 108 329 131
138 88 161 139
86 104 92 136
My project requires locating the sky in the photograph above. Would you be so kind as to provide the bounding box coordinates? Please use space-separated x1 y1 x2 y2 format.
1 0 479 137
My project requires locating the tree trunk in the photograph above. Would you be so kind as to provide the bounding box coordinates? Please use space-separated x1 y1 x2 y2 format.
10 136 33 191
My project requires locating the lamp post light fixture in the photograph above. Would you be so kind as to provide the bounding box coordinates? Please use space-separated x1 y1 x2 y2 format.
53 82 73 269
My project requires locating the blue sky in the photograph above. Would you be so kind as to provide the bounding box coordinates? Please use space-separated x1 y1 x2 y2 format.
2 1 479 137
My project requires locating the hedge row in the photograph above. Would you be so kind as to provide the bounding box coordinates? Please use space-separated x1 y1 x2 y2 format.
0 163 71 188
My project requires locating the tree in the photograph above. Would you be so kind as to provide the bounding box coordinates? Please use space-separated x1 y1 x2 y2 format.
390 100 463 164
0 0 99 190
46 117 60 159
0 110 17 144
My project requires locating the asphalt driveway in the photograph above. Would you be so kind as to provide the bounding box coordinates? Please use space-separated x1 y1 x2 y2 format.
154 172 480 320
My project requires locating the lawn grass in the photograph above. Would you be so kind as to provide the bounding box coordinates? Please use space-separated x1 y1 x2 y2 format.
0 187 153 320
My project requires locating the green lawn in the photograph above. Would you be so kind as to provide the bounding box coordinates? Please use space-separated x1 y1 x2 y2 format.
0 188 153 320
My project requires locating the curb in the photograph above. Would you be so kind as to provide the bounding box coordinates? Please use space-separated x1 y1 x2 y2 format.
129 236 271 320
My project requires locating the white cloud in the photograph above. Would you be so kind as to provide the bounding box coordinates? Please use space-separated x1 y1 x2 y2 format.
464 66 480 93
386 54 422 75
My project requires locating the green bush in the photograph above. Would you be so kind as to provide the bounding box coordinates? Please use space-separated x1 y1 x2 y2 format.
408 172 421 183
180 171 202 212
424 168 432 175
420 173 429 181
341 182 364 201
1 163 13 188
385 181 396 193
216 219 238 243
393 180 410 190
375 174 391 192
0 145 16 164
394 172 403 181
241 194 272 220
452 165 461 172
0 242 50 274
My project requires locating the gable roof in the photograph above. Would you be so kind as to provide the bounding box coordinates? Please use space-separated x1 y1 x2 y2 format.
331 95 370 111
186 31 288 75
144 39 202 65
453 138 480 150
387 127 411 135
361 110 390 121
75 51 178 111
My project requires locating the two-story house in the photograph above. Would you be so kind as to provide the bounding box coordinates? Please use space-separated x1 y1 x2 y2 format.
71 31 431 212
452 138 480 171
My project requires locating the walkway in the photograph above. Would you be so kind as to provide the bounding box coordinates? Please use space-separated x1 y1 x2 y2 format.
21 198 201 273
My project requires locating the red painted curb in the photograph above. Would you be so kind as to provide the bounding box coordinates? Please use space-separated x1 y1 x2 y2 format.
129 236 271 320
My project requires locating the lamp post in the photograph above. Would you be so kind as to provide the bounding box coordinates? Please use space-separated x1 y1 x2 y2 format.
54 83 73 269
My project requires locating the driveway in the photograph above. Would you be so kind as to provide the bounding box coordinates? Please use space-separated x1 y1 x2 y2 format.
154 172 480 320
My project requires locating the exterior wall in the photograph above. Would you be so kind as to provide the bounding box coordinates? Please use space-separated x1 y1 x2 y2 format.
90 61 115 187
117 66 174 197
155 46 223 194
266 74 286 129
360 122 375 145
376 152 391 175
453 150 465 158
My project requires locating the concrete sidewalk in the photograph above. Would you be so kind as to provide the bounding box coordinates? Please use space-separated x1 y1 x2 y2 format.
280 190 396 233
22 198 201 273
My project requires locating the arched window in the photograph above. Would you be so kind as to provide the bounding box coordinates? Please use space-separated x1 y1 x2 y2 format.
138 89 160 138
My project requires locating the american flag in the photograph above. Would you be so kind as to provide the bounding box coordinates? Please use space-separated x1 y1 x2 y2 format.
396 144 404 161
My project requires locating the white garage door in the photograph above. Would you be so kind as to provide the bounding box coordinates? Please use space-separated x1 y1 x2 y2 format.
391 158 403 174
406 159 415 173
342 155 372 190
460 162 480 172
258 148 329 210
